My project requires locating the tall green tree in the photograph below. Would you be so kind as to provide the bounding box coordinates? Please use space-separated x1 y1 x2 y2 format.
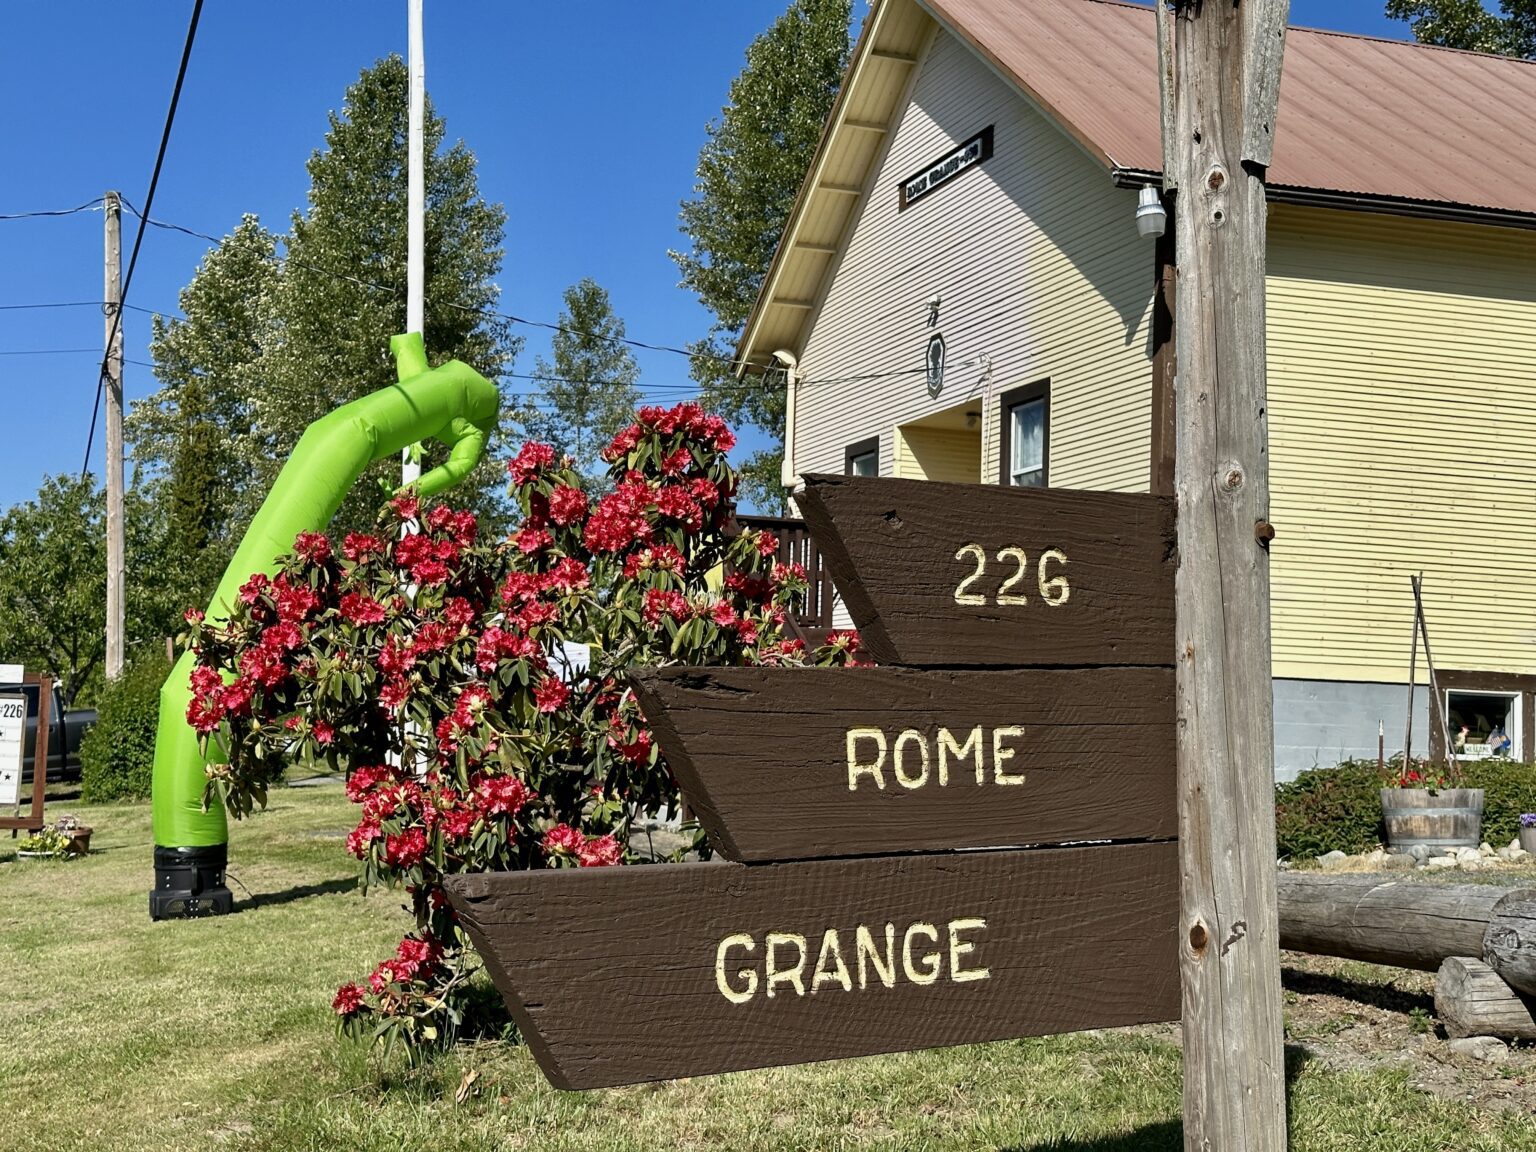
259 55 522 532
672 0 851 511
1387 0 1535 55
0 476 178 703
128 215 278 611
526 279 642 484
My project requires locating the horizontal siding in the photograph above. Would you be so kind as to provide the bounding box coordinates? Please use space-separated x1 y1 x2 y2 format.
1267 205 1536 683
894 425 982 482
791 26 1154 495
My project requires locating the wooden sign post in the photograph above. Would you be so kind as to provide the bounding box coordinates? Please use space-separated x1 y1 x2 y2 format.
447 475 1183 1090
1157 1 1290 1148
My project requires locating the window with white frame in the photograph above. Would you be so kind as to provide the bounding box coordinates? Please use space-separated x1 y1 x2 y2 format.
999 381 1048 487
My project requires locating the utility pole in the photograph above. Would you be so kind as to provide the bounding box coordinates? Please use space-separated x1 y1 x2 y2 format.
104 190 126 681
402 0 425 488
1157 2 1290 1149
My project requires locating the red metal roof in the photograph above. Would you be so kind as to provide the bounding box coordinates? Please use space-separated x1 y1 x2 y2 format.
923 0 1536 218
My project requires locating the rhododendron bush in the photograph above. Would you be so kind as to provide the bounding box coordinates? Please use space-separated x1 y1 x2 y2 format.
184 403 862 1055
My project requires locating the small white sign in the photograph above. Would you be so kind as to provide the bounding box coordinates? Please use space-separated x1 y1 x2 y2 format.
0 664 23 683
0 693 25 807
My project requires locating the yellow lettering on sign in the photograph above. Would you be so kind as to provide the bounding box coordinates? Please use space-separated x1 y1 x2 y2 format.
939 726 983 786
812 928 853 993
857 923 897 990
992 726 1026 785
893 729 930 789
715 934 758 1005
949 918 990 982
713 919 990 1003
846 728 887 791
902 923 942 985
765 932 808 998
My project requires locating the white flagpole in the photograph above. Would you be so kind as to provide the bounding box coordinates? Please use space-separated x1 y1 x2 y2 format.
403 0 425 487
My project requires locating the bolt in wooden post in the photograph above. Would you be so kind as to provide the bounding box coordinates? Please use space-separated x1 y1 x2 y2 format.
1158 1 1290 1148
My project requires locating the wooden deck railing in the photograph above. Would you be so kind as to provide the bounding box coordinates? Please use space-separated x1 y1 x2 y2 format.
734 514 835 640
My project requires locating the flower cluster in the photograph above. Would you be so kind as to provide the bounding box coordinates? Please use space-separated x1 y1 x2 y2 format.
185 402 861 1056
1387 755 1461 792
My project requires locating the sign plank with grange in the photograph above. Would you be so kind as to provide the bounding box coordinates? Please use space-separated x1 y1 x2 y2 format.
446 475 1179 1089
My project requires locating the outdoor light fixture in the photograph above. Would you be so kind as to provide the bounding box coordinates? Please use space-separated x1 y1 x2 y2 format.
1136 186 1167 239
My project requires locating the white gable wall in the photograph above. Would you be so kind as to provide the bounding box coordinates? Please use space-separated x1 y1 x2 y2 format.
790 27 1156 491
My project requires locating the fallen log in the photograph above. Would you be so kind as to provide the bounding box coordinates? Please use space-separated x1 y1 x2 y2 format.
1434 957 1536 1041
1277 873 1536 995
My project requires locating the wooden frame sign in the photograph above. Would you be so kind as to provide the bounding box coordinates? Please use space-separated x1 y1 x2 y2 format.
0 672 52 833
446 475 1179 1089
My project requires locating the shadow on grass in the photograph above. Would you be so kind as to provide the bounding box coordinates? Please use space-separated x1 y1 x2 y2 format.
1003 1121 1182 1151
242 876 358 909
1282 965 1435 1016
1006 1042 1314 1150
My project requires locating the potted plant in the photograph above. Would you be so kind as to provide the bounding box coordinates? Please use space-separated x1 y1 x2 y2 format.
16 827 74 859
1521 813 1536 855
1380 756 1484 853
54 813 92 856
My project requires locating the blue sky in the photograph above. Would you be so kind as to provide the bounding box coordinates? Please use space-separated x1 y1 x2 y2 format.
0 0 1406 510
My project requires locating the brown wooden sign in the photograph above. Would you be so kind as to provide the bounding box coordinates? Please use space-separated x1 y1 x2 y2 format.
445 842 1179 1089
794 474 1175 668
631 665 1176 862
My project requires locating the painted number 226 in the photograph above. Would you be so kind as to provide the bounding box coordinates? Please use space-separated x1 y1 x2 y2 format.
953 545 1070 608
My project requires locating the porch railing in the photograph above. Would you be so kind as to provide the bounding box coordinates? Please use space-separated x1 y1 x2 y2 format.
734 514 835 640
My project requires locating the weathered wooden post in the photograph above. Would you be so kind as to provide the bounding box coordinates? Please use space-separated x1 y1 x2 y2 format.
1158 1 1290 1147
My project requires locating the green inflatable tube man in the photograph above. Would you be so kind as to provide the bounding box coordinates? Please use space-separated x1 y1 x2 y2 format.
149 334 499 919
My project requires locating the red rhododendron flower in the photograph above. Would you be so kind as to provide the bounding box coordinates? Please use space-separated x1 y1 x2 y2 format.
602 423 643 462
533 675 571 714
264 621 305 651
332 983 367 1015
547 484 589 526
312 720 335 745
474 773 534 817
184 607 205 624
383 828 428 869
390 492 420 520
513 526 553 554
755 530 779 558
441 597 477 631
293 531 332 564
543 823 585 857
238 572 270 604
342 532 385 562
412 558 450 586
508 441 557 485
710 600 738 628
661 448 693 477
345 819 382 858
577 833 623 867
547 557 590 592
340 591 387 626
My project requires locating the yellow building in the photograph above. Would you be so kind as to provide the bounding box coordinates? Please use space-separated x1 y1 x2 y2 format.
738 0 1536 778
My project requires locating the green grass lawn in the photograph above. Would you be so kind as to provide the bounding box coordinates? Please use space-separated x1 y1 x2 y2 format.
3 786 1534 1152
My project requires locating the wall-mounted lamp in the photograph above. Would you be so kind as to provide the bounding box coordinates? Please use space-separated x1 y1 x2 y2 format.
1135 186 1167 239
926 293 942 327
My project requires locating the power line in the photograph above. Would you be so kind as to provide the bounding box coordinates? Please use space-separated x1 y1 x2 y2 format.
81 0 205 479
0 199 103 220
0 347 103 357
0 301 106 312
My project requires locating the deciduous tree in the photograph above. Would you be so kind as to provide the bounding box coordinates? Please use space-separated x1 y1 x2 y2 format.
258 56 522 532
672 0 851 510
1386 0 1535 56
525 279 642 485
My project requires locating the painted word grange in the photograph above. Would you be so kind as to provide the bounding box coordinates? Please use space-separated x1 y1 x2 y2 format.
450 475 1179 1089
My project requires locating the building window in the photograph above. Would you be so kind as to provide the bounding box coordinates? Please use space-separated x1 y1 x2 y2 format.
1447 690 1521 759
999 381 1049 487
845 437 879 477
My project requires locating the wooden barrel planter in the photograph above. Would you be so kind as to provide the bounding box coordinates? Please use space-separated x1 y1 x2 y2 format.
1380 788 1484 852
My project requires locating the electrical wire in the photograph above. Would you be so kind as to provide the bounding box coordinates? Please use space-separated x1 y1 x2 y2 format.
0 199 103 220
0 301 106 312
80 0 205 479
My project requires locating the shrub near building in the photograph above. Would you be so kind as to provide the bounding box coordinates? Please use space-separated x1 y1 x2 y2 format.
1275 758 1536 859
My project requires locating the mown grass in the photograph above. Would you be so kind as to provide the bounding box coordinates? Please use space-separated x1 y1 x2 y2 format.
3 786 1534 1152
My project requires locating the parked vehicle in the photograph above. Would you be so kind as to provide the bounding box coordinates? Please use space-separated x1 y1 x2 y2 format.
1 680 96 784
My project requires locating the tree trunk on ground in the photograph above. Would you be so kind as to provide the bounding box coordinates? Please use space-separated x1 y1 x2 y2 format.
1277 873 1536 995
1435 956 1536 1040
